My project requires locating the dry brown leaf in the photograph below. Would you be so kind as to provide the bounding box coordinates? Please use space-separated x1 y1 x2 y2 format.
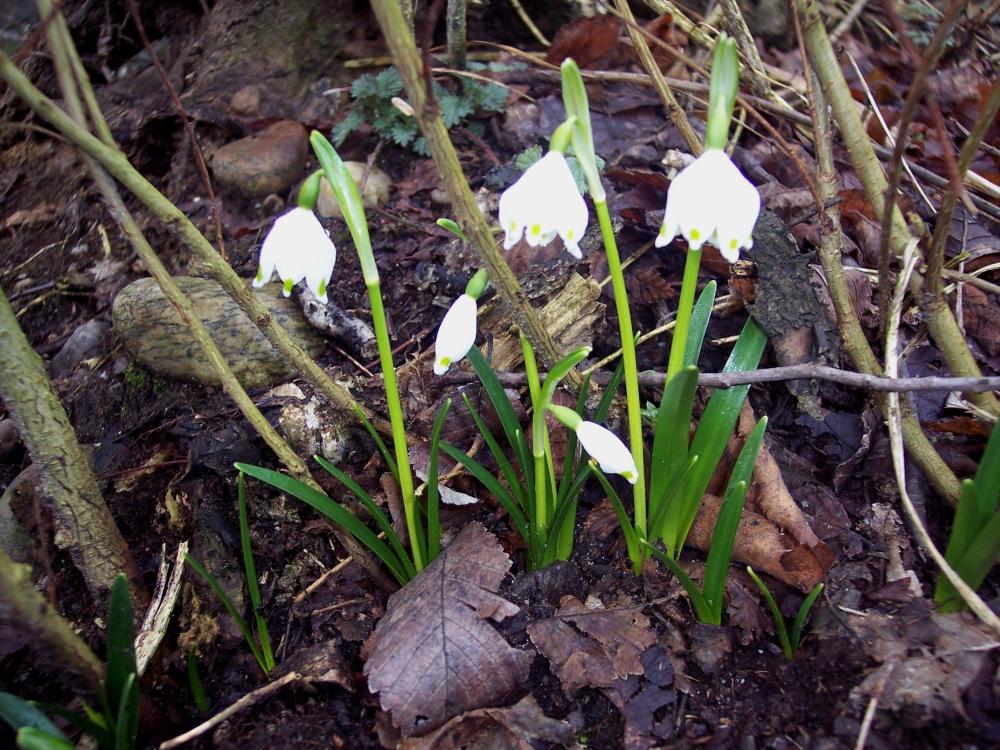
397 695 574 750
527 594 656 695
365 523 532 737
545 16 621 68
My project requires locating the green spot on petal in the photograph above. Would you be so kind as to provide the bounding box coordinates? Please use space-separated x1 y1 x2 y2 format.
318 278 327 298
730 238 738 250
283 278 294 295
690 229 700 241
440 357 451 367
531 224 541 236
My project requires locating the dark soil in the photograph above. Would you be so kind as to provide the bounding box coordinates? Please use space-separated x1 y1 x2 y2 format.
2 1 999 749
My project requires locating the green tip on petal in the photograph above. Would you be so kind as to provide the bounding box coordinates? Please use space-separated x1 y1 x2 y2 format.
440 356 450 367
255 268 265 283
318 278 328 298
690 229 701 241
283 278 294 296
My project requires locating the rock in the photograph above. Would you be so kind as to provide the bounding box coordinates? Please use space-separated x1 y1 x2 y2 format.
50 318 109 377
0 464 33 563
316 162 391 218
278 393 349 464
229 84 262 117
112 276 325 388
210 120 308 197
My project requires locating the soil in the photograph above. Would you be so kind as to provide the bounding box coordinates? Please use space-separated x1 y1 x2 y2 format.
2 1 999 749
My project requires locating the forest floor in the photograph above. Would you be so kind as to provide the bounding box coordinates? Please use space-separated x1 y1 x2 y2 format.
1 1 999 748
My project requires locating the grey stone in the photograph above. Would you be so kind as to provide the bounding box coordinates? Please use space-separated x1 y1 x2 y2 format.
210 120 308 197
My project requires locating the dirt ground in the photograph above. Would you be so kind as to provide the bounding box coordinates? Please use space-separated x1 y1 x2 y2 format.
1 1 999 748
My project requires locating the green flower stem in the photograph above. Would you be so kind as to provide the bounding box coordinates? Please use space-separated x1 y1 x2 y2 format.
595 198 647 539
368 280 422 571
665 247 703 383
523 335 549 539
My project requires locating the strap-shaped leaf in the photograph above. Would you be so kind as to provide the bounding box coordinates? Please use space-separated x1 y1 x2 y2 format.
237 473 275 673
14 727 76 750
648 366 698 518
643 542 713 624
426 399 452 561
466 348 532 485
462 394 527 508
0 692 68 741
235 464 409 584
440 443 529 541
353 403 399 482
113 672 138 750
790 582 825 654
683 281 717 369
105 573 137 728
591 466 643 574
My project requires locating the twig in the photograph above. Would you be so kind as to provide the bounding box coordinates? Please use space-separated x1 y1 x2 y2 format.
440 363 1000 393
612 0 703 155
795 3 961 504
832 0 872 42
135 541 188 676
159 671 301 749
123 0 226 260
854 694 879 750
508 0 550 47
884 241 1000 640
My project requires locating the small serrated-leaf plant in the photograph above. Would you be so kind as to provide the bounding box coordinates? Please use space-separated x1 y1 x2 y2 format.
0 574 140 750
333 65 508 154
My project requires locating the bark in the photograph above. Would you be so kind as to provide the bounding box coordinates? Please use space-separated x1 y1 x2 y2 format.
0 283 141 603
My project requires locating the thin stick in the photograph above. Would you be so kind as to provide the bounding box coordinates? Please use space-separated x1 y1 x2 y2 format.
135 541 188 676
159 671 301 749
832 0 871 42
854 694 878 750
508 0 550 47
884 242 1000 639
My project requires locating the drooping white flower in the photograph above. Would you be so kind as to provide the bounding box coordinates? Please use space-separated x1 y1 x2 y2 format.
655 149 760 262
433 293 478 375
253 207 337 302
498 151 588 258
577 421 638 484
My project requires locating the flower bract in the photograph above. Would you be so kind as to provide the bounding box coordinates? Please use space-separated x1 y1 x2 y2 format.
253 207 337 302
433 293 478 375
498 151 588 258
576 421 638 484
655 148 760 262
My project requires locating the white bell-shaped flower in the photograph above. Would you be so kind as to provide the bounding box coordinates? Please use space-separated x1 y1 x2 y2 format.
433 293 478 375
253 207 337 302
577 421 638 484
655 149 760 262
498 151 588 258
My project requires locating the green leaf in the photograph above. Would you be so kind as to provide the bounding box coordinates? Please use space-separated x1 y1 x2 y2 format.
790 583 824 654
746 567 793 659
311 457 416 581
427 399 452 562
937 511 1000 612
105 573 136 730
184 554 270 676
478 82 509 112
15 728 76 750
461 394 528 508
684 281 717 369
374 67 404 97
514 146 543 172
186 651 209 713
591 466 643 574
352 404 399 483
113 672 138 750
665 317 767 556
643 542 715 624
236 464 407 583
971 420 1000 517
648 366 698 519
440 443 529 541
237 473 275 673
0 693 67 741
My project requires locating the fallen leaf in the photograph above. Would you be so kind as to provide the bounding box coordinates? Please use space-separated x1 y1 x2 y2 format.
397 695 574 750
528 594 656 695
545 16 621 68
365 523 532 737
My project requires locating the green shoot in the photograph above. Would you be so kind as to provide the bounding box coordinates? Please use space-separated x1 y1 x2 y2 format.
747 567 824 660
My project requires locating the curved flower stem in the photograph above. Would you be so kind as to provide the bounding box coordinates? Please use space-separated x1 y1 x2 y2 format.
665 247 703 384
523 335 549 550
595 199 647 540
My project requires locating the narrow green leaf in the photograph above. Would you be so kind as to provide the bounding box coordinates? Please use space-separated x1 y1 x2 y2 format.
746 566 793 660
237 474 275 673
15 728 76 750
643 542 715 624
544 466 592 566
427 399 452 561
971 420 1000 517
352 403 399 482
462 394 527 507
683 281 717 369
466 348 532 482
591 466 643 574
440 443 529 540
311 457 416 581
702 481 747 623
667 317 767 555
937 511 1000 612
236 463 409 585
105 573 136 727
184 554 269 676
648 455 699 543
790 583 824 654
113 672 138 750
186 651 209 713
648 366 698 517
0 693 67 741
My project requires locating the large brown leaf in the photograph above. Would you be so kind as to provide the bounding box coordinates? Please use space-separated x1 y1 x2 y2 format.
364 523 532 737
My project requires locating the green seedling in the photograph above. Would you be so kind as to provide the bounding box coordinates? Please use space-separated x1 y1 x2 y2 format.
934 420 1000 612
747 567 824 660
0 574 140 750
184 472 275 678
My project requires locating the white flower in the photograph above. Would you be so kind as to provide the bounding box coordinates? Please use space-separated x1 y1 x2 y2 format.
433 293 477 375
577 422 638 484
498 151 588 258
655 148 760 262
253 207 337 302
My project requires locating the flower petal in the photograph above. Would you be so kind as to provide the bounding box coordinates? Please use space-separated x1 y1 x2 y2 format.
433 293 478 375
576 421 638 484
256 207 337 297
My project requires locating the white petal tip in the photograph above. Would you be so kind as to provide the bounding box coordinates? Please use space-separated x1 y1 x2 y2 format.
565 243 582 259
433 360 449 376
